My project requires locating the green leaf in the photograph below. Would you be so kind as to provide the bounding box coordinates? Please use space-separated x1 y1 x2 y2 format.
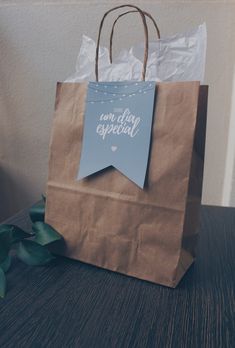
16 240 55 266
0 268 6 298
41 194 46 203
0 255 11 273
0 224 31 243
33 222 62 246
11 225 32 243
29 202 45 223
0 224 12 235
0 230 11 264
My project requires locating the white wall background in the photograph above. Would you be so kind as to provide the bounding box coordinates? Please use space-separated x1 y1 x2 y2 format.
0 0 235 221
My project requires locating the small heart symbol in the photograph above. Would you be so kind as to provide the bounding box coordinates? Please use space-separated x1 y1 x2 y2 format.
111 146 117 152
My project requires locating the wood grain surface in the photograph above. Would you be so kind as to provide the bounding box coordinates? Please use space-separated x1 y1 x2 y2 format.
0 205 234 348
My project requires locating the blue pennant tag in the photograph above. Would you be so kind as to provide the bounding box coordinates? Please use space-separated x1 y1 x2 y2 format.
77 81 156 189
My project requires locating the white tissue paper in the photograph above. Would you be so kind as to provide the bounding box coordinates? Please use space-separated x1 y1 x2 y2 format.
65 23 206 83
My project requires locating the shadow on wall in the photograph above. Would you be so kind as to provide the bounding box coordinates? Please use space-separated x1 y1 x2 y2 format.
0 167 32 222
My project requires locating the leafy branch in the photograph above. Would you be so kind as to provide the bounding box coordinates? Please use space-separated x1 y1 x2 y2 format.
0 197 63 298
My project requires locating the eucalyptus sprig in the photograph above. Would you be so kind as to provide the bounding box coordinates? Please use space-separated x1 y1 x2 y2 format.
0 197 63 298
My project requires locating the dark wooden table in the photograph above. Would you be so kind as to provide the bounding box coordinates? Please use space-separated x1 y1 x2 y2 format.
0 205 234 348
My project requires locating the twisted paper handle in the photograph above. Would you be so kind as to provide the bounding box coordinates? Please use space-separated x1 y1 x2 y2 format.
95 4 149 81
109 10 160 64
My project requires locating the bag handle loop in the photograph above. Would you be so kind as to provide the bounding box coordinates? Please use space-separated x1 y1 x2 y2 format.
109 10 160 64
95 4 149 82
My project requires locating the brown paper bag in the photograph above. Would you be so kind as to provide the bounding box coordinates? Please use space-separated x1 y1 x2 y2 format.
45 5 208 287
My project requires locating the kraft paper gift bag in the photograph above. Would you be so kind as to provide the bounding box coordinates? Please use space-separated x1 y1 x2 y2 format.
45 5 208 287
